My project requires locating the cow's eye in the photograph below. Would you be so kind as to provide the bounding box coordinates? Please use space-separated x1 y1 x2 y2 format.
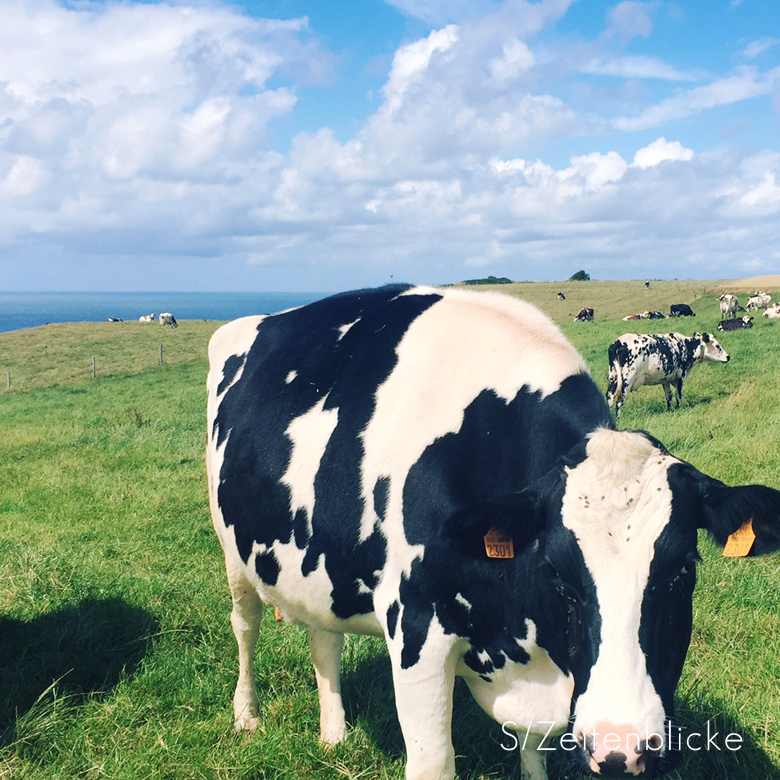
680 563 694 576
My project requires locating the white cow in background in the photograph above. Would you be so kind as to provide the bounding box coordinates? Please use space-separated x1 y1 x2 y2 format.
139 313 155 322
746 292 772 311
718 295 738 319
160 312 178 328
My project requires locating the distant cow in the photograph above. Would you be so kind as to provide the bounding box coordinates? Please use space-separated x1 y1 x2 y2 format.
574 307 594 322
669 304 695 317
622 310 665 321
139 313 155 322
644 280 650 288
607 332 729 418
557 292 566 300
107 316 123 323
207 286 780 780
160 312 178 328
763 303 780 319
746 292 771 311
718 316 754 331
719 294 738 319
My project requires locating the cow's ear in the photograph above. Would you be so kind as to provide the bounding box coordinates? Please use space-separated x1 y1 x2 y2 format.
696 471 780 557
441 489 544 559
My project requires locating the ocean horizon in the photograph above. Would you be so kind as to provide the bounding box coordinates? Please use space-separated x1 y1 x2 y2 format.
0 291 328 334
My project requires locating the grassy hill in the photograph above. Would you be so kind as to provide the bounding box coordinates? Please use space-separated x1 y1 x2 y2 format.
1 281 779 779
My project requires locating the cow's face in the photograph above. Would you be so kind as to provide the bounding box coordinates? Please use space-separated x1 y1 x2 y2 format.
530 429 780 777
697 333 729 364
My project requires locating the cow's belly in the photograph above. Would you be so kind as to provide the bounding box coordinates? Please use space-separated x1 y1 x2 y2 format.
225 525 385 637
458 621 573 735
626 360 681 390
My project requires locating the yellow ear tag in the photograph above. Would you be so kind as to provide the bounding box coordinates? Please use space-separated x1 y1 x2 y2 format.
723 518 756 558
484 526 515 559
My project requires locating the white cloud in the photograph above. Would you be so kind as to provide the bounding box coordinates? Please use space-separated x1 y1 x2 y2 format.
582 55 704 82
614 66 780 131
632 137 694 168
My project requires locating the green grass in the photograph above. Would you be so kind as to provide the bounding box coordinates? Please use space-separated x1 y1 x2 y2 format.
1 283 779 779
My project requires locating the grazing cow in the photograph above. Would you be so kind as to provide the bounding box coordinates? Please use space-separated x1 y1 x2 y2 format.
746 292 772 311
160 312 178 328
557 292 566 300
763 303 780 319
669 304 695 318
107 316 123 322
606 332 729 419
718 316 754 331
644 280 650 288
718 294 738 319
139 313 155 322
206 286 780 780
574 307 594 322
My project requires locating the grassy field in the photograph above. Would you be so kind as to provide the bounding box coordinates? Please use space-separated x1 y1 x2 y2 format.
1 281 779 779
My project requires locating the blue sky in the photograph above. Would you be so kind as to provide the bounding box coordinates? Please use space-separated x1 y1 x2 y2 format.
0 0 778 291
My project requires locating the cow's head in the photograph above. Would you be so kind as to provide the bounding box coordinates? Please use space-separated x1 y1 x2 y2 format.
694 332 729 364
453 428 780 778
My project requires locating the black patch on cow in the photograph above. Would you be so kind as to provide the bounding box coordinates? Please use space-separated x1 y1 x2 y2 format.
373 477 390 522
396 373 611 670
255 548 280 586
293 508 309 550
214 285 440 609
386 601 400 639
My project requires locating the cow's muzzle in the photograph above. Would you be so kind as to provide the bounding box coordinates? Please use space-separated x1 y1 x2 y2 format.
575 723 664 777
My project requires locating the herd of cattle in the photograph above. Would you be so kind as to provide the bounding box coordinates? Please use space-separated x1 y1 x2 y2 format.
570 289 775 417
107 312 178 327
205 284 780 780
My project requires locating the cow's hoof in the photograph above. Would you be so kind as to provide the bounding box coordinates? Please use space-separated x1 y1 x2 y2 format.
235 715 260 732
320 726 347 747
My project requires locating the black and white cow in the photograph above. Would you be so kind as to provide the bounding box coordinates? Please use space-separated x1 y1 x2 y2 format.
206 286 780 780
717 316 753 331
606 332 729 419
669 304 695 318
575 307 594 322
746 292 771 311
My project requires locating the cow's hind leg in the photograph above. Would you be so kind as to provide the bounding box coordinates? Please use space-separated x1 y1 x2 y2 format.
309 628 347 745
662 382 674 411
675 378 684 408
226 558 264 731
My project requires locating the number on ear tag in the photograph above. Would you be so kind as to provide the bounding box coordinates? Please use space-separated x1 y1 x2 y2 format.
484 526 514 559
723 519 756 558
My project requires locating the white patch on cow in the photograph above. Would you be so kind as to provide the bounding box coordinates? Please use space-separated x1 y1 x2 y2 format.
461 619 573 735
562 428 674 738
285 370 297 384
281 396 339 532
455 593 472 612
338 319 359 340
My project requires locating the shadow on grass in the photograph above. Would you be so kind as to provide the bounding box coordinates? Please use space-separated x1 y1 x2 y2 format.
341 653 780 780
0 597 158 743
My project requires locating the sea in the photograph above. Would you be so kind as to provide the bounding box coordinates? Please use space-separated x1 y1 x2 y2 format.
0 291 328 334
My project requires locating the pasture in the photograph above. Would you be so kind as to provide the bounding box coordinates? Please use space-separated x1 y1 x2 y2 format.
1 279 779 780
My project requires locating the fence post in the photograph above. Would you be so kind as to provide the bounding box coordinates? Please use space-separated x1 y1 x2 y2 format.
6 371 9 389
159 344 163 364
92 356 96 379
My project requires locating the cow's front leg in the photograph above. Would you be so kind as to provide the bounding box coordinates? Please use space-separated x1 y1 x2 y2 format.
389 631 459 780
675 378 684 408
309 628 347 745
519 731 549 780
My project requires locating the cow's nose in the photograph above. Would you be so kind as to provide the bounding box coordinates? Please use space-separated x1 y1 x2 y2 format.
582 722 661 777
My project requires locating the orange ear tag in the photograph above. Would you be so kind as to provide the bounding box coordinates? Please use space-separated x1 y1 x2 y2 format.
484 526 515 559
723 518 756 558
